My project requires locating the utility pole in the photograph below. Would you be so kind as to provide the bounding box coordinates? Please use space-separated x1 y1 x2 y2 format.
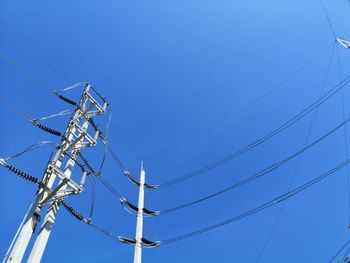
117 163 160 260
134 161 145 263
4 84 108 263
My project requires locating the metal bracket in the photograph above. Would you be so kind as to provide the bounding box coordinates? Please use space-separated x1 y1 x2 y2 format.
337 38 350 49
47 164 83 193
40 178 69 205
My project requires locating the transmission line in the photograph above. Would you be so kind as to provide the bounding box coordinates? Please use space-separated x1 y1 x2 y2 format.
160 158 350 245
255 40 336 262
158 74 350 188
159 116 350 214
319 0 350 229
0 94 64 137
1 141 58 161
58 157 350 248
327 239 350 263
319 0 337 39
0 23 71 84
335 39 350 227
0 90 128 208
144 42 333 160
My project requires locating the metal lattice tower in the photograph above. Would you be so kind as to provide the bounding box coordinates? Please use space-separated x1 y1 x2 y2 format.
4 84 108 263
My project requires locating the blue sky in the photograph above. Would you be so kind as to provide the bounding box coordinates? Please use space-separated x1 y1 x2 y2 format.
1 0 350 262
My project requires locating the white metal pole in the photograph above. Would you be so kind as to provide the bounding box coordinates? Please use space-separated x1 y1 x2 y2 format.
28 112 90 263
3 202 34 263
5 86 95 263
5 151 63 263
27 155 76 262
134 161 145 263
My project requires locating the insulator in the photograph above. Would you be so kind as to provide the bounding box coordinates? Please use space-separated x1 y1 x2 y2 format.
118 236 136 245
141 238 161 247
57 95 77 106
88 117 99 131
124 171 158 189
75 160 85 173
143 207 160 216
66 152 85 173
124 171 140 187
121 199 139 212
76 151 96 175
5 164 39 184
85 117 106 142
34 122 62 137
61 200 84 221
88 117 105 138
144 183 159 190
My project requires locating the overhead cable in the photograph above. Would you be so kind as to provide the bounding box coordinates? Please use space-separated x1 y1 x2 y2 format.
255 40 336 263
159 74 350 188
327 239 350 263
0 94 64 137
160 158 350 245
1 141 58 161
144 42 333 160
61 158 350 248
159 116 350 214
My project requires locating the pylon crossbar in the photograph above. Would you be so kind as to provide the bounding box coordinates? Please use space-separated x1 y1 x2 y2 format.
47 164 82 193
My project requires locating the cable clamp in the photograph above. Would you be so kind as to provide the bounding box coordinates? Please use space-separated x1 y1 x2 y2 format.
0 158 6 166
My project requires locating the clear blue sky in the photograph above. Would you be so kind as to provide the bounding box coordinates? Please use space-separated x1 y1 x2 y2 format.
1 0 350 262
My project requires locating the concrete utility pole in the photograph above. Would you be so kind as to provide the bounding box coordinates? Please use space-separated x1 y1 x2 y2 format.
134 161 145 263
4 84 108 263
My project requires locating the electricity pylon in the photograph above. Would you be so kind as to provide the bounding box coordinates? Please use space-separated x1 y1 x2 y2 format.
4 84 108 263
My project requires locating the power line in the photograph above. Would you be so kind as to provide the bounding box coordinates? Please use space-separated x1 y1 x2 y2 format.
61 157 350 247
108 146 130 172
0 49 55 93
75 149 125 199
335 42 350 226
327 239 350 263
0 23 71 84
159 115 350 214
159 74 350 188
0 48 134 184
160 158 350 245
2 85 109 262
143 42 333 160
0 48 91 106
0 58 131 196
255 40 336 263
1 141 58 161
0 91 128 208
0 94 63 137
95 175 124 199
0 95 32 122
319 0 337 39
110 122 144 161
1 16 347 259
